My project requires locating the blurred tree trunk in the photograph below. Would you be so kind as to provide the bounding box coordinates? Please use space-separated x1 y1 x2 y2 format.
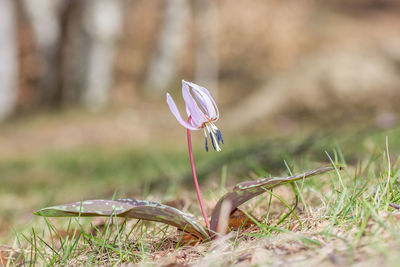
81 0 123 110
0 0 18 120
194 0 219 98
59 0 83 105
144 0 189 98
24 0 122 110
23 0 63 106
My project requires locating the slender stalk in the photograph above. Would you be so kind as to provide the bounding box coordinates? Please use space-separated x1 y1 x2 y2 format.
187 117 210 229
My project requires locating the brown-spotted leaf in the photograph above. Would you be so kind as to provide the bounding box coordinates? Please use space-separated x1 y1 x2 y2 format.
34 198 209 240
210 166 339 233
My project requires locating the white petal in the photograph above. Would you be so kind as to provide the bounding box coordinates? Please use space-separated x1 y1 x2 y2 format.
166 93 198 130
183 80 219 120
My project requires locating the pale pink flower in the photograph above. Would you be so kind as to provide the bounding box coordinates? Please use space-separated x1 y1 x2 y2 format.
167 80 223 151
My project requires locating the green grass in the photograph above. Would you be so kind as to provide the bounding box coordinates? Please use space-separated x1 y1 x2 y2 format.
2 126 400 265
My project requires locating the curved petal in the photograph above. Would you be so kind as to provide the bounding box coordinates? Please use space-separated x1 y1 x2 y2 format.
182 82 207 127
193 88 217 119
166 93 198 130
183 81 215 118
183 81 219 120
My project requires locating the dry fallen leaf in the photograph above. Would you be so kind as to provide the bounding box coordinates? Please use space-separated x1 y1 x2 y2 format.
228 208 258 231
180 231 203 246
0 245 22 266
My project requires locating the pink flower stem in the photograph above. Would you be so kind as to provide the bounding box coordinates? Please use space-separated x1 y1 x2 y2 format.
187 117 210 229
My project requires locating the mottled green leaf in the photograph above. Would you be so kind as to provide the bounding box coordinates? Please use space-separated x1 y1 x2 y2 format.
210 166 340 233
35 198 209 240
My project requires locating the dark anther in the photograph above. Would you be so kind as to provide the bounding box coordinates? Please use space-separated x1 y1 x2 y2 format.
209 132 216 150
217 130 224 145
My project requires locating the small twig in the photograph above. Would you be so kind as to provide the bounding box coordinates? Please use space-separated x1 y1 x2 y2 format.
377 136 391 207
383 136 391 196
389 202 400 210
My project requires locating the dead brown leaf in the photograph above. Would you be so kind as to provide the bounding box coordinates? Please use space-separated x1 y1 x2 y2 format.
0 245 22 266
228 208 259 232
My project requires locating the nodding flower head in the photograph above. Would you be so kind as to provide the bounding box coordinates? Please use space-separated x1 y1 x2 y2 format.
167 80 224 152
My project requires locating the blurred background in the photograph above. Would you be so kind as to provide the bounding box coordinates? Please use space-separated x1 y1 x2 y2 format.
1 0 400 241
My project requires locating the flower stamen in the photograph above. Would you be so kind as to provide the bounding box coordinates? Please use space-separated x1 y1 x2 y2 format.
204 122 222 152
216 129 224 145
